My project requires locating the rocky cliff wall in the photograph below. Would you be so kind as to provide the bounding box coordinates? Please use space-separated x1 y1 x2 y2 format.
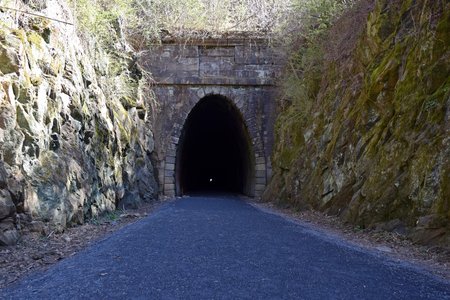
0 1 157 245
264 0 449 247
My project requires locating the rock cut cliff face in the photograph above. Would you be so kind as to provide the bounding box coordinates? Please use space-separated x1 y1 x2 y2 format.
0 1 157 245
265 0 449 247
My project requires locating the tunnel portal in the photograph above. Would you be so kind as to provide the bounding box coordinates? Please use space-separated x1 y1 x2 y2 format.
146 37 281 197
176 95 254 196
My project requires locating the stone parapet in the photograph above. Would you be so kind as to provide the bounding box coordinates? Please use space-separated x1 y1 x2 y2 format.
142 38 284 87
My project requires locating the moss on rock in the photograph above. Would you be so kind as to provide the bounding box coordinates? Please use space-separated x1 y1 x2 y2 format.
265 0 450 247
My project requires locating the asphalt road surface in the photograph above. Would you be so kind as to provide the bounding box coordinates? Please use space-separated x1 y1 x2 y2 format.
2 195 450 299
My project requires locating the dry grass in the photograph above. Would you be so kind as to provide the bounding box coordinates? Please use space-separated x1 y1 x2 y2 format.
69 0 295 48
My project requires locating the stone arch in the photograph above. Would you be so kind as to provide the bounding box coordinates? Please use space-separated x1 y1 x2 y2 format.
161 89 267 197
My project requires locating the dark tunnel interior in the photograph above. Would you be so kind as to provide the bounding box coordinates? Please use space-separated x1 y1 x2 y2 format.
176 95 254 196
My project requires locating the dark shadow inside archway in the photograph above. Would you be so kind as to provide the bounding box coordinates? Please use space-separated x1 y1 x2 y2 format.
176 95 254 196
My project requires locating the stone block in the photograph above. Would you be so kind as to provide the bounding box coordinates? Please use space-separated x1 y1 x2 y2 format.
234 73 265 85
235 45 266 65
237 44 281 65
255 177 266 185
235 68 273 81
152 45 199 58
200 77 236 85
163 173 174 183
165 169 175 177
177 57 199 65
255 164 266 171
165 163 175 171
164 183 175 191
165 156 176 164
255 184 266 192
175 45 200 58
200 55 234 65
167 144 177 153
200 46 235 57
255 170 266 178
256 157 266 165
200 57 235 77
164 183 176 197
163 62 199 73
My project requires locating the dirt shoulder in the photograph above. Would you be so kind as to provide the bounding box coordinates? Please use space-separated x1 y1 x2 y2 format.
0 201 166 289
248 199 450 281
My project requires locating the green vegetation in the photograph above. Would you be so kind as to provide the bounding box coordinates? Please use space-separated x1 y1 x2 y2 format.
68 0 356 49
265 0 450 246
70 0 293 48
70 0 138 47
279 0 357 110
19 0 356 47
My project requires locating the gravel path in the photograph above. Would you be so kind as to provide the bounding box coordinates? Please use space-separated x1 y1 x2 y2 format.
2 195 450 299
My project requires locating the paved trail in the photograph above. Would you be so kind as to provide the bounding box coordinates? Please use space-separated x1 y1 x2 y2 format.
2 196 450 299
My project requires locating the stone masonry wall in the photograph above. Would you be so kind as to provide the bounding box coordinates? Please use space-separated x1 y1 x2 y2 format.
141 39 284 197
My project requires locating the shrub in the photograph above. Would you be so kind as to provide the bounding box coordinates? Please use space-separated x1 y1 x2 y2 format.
70 0 296 49
278 0 358 113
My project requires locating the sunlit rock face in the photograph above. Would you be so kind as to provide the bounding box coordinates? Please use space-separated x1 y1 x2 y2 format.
265 0 450 247
0 1 157 244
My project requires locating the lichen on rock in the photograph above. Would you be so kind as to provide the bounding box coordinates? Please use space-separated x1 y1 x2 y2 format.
0 0 158 242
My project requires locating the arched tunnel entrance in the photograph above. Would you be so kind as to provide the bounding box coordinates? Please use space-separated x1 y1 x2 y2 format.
176 95 254 196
